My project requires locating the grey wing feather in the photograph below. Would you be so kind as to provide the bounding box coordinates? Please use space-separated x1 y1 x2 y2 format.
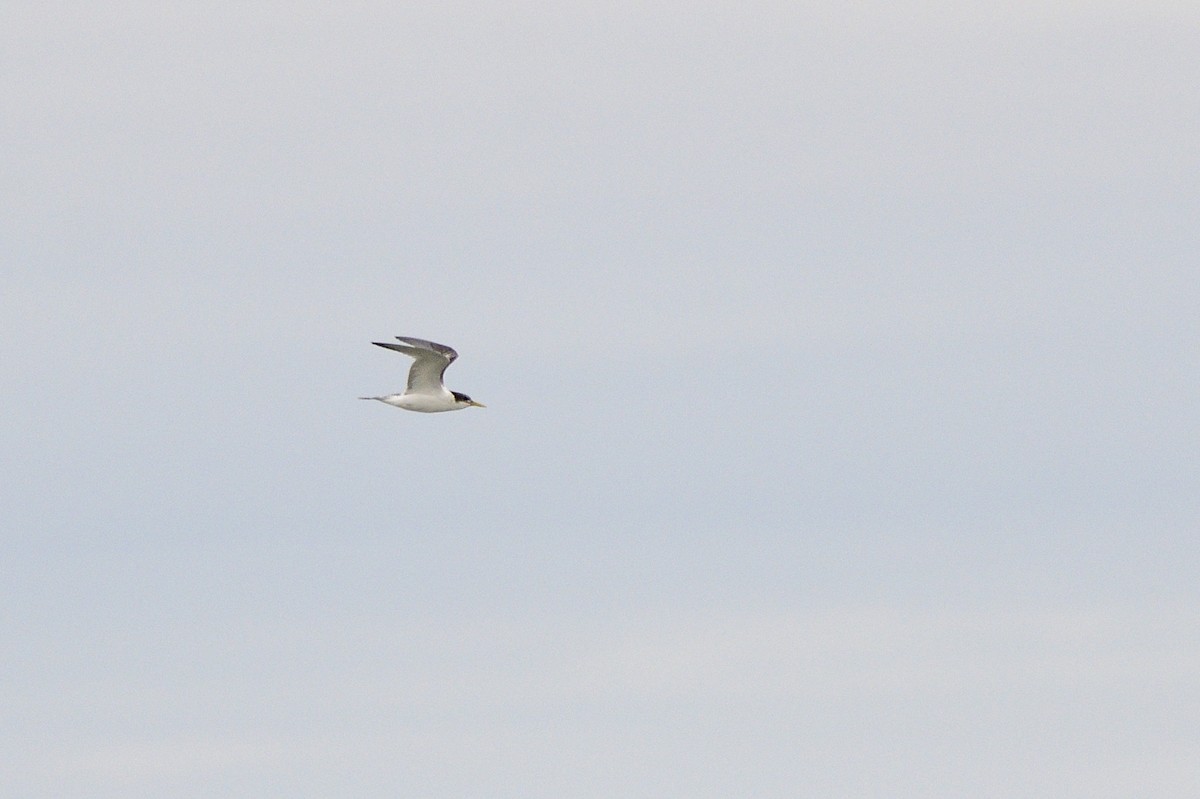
393 336 458 362
372 337 456 393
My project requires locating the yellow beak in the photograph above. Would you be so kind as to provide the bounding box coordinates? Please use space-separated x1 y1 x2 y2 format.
468 400 487 408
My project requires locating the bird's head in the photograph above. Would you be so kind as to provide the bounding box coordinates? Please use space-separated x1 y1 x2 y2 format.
451 391 486 408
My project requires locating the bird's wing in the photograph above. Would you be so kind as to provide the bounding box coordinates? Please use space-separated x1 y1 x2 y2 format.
394 336 459 362
372 337 457 393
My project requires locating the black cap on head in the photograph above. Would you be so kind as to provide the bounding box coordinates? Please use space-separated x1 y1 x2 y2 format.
451 391 472 403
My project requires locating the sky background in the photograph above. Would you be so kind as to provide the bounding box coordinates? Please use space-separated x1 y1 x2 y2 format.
3 2 1198 796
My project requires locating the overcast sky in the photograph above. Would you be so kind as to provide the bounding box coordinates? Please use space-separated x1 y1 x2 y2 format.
3 2 1198 797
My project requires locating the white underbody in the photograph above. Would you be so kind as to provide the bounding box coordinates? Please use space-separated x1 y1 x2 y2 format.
373 390 464 413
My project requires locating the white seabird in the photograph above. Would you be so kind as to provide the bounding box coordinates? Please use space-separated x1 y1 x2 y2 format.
360 336 486 412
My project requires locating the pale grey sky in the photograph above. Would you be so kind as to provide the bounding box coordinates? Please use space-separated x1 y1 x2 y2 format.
3 2 1198 797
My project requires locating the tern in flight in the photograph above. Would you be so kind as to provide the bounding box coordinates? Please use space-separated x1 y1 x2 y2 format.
360 336 485 412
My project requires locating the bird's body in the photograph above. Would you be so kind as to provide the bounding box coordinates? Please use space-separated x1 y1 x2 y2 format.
360 336 485 413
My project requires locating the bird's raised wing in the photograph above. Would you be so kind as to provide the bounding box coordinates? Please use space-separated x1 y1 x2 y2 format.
372 337 458 393
393 336 458 362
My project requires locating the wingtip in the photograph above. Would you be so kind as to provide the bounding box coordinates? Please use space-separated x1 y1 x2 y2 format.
372 341 408 353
